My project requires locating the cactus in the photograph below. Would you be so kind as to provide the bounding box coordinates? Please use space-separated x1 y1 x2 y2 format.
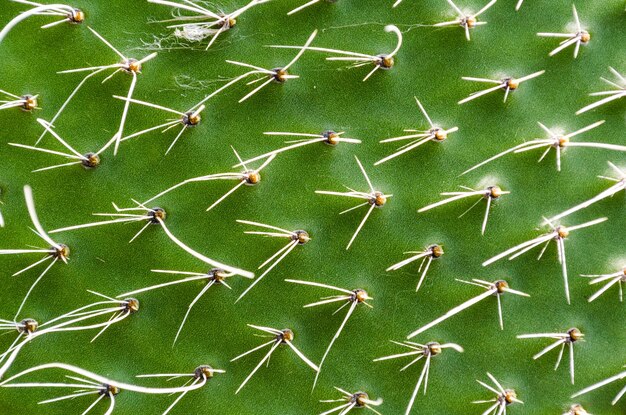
0 0 624 414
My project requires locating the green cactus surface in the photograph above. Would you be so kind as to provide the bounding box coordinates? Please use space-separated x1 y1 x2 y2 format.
0 0 625 414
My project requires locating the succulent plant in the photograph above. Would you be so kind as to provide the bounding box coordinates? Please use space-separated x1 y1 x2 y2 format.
0 0 624 414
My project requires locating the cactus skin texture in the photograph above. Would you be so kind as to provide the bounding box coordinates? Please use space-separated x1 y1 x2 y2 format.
0 0 625 414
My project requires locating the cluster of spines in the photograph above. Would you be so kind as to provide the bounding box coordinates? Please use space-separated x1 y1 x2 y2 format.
0 0 624 414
